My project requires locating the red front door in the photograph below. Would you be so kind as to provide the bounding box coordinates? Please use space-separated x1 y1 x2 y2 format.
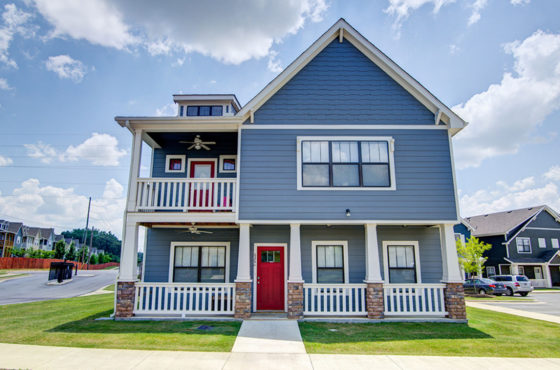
189 160 215 209
257 246 285 311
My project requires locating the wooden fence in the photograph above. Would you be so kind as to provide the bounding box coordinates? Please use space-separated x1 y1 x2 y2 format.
0 257 119 270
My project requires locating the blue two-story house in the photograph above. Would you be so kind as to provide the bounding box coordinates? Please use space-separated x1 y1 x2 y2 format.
114 19 468 321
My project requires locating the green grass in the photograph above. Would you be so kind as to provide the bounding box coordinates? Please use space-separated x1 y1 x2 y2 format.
104 283 115 292
0 294 241 352
465 295 534 302
300 307 560 357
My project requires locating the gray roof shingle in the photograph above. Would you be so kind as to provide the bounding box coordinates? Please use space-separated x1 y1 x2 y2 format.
464 206 546 236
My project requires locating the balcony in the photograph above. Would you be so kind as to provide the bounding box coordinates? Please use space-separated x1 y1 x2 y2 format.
134 178 236 212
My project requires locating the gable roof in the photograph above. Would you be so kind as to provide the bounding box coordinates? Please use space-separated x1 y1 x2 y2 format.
464 205 560 237
237 18 468 135
7 222 23 234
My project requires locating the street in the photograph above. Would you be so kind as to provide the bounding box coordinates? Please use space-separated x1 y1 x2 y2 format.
0 269 117 305
476 292 560 317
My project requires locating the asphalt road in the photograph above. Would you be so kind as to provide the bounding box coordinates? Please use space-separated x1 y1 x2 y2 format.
477 292 560 317
0 269 118 305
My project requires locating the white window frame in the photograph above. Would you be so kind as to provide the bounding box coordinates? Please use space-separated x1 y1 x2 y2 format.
168 241 230 283
486 266 496 276
186 158 218 178
311 241 349 283
538 238 546 249
296 136 396 191
516 237 532 254
552 238 559 249
454 233 466 246
165 155 186 173
382 241 422 284
219 155 237 174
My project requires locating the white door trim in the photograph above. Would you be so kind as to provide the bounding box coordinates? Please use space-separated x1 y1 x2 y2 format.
253 243 288 312
186 158 218 178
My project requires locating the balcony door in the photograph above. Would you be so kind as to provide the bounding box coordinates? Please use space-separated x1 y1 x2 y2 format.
188 160 216 210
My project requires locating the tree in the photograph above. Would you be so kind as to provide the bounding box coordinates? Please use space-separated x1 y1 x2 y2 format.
65 242 76 261
77 245 89 263
456 236 492 278
54 240 66 259
61 228 121 261
89 253 98 265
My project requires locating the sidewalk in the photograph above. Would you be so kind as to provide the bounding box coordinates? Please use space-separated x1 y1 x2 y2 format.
466 301 560 324
1 343 559 370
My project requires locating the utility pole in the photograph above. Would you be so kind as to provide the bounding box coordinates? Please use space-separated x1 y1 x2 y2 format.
79 197 92 273
87 226 94 269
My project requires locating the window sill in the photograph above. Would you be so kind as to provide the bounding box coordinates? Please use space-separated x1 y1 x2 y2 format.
298 186 396 191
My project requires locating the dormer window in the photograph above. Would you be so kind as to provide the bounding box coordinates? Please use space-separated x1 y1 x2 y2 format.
186 105 223 117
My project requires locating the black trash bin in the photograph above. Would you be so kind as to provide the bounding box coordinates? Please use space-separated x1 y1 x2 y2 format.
48 262 74 282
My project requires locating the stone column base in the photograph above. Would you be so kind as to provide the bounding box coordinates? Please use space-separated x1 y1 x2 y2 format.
444 282 467 320
366 283 384 319
115 281 136 318
234 281 252 319
287 282 304 319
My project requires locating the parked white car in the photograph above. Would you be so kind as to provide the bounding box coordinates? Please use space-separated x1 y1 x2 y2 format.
492 275 534 296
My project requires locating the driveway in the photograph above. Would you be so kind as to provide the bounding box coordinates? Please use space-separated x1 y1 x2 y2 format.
0 269 117 305
473 292 560 317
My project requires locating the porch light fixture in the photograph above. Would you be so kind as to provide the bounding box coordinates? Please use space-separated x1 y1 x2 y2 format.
346 209 351 217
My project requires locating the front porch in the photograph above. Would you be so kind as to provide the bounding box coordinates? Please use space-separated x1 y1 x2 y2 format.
116 224 466 320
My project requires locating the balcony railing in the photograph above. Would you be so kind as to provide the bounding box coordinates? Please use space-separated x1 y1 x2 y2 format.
303 284 367 316
384 284 447 316
135 178 236 212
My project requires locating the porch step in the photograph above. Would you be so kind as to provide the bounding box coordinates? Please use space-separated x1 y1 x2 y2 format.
249 312 288 320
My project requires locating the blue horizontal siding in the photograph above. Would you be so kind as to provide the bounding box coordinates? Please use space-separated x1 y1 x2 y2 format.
239 129 457 221
252 39 435 126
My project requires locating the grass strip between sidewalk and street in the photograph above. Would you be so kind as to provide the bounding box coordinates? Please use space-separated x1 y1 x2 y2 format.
299 307 560 357
0 294 240 352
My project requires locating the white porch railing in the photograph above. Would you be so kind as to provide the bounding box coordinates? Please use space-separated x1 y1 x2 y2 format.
134 283 235 316
384 284 447 316
530 279 548 288
135 178 236 212
303 284 367 316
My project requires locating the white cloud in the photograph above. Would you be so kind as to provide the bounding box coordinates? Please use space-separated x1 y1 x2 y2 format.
45 54 88 82
31 0 327 65
544 166 560 181
511 0 530 5
468 0 487 26
0 3 34 68
267 50 283 73
31 0 137 50
0 178 125 237
384 0 455 34
449 44 460 55
453 30 560 169
63 133 126 166
25 133 126 166
460 169 560 217
0 155 13 166
0 77 11 90
155 103 176 117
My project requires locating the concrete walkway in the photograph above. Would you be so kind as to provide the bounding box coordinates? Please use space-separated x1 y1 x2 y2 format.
467 301 560 324
232 319 307 354
1 343 560 369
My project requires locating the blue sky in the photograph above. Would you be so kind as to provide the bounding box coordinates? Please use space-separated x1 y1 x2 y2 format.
0 0 559 237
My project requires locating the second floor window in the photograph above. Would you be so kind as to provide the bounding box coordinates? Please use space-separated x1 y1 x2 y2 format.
186 105 223 116
516 237 531 253
299 137 394 189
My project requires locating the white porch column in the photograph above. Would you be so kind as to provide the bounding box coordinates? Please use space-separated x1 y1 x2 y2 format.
119 220 139 281
364 224 383 283
440 224 464 283
126 128 143 212
236 223 251 282
511 264 519 275
288 224 303 282
544 264 553 288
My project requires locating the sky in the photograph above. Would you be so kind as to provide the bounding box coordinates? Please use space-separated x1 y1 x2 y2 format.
0 0 559 239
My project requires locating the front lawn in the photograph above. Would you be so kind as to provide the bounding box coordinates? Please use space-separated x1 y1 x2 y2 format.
0 294 240 352
300 307 560 357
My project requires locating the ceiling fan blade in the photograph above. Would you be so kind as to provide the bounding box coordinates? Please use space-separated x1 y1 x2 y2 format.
187 144 196 150
201 144 211 151
178 141 193 144
198 230 213 234
202 141 216 145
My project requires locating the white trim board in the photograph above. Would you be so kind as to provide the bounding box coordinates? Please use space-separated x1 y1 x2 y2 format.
253 243 288 312
168 241 231 283
240 124 449 130
219 155 237 174
311 240 349 284
296 136 397 191
165 155 186 173
382 240 422 284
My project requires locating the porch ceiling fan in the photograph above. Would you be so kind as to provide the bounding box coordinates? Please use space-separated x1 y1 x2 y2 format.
177 225 213 235
179 135 216 151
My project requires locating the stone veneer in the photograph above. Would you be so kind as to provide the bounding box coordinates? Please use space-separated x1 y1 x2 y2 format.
115 281 135 318
366 283 384 319
234 282 252 319
444 282 467 320
287 282 304 319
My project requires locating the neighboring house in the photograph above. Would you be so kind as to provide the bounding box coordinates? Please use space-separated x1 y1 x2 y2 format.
455 205 560 287
22 227 41 250
39 228 55 251
114 19 468 320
